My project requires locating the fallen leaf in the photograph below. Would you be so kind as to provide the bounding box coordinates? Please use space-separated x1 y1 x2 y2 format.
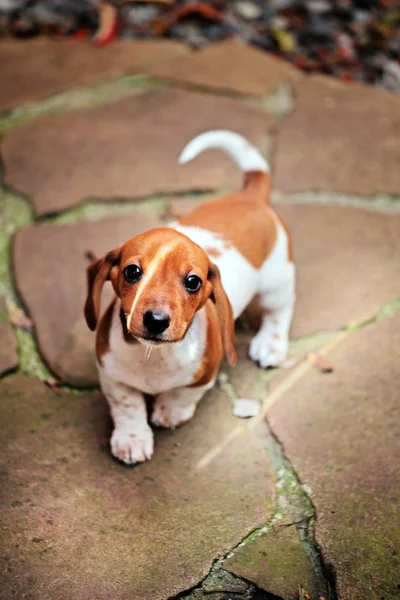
117 0 172 3
299 584 312 600
306 352 334 373
8 305 33 333
93 1 119 46
153 2 222 35
232 398 261 418
44 378 64 395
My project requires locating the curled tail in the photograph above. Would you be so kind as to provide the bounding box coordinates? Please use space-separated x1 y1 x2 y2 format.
178 130 270 200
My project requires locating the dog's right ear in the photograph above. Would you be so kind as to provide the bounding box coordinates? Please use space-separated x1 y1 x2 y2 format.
84 247 121 331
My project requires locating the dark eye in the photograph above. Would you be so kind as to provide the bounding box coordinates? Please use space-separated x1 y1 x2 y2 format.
183 274 202 294
123 264 142 284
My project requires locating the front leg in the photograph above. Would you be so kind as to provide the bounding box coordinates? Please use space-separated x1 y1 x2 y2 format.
151 382 214 429
99 371 153 465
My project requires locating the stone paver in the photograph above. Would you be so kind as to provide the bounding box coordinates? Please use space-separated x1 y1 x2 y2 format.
0 296 18 376
273 75 400 196
13 213 159 387
277 204 399 338
0 39 187 111
224 526 320 599
145 39 299 97
268 315 400 600
0 375 273 600
2 88 269 216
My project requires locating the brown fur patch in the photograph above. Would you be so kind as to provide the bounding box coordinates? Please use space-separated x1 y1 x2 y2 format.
179 180 277 268
190 301 223 387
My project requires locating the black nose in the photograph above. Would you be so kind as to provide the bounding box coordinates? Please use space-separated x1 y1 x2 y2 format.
143 311 171 335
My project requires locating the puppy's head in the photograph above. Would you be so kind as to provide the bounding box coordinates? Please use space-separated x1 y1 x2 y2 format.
84 228 236 366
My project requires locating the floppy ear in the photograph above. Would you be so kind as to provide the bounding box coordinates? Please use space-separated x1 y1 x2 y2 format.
208 263 237 367
84 247 121 331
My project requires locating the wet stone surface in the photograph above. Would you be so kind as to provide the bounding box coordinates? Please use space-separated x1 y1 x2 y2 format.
2 88 270 216
0 375 274 600
268 315 400 600
273 76 400 196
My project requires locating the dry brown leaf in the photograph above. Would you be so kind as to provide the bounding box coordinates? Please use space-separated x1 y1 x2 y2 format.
299 584 312 600
8 305 33 333
306 351 334 373
118 0 172 4
44 378 63 395
93 1 119 45
153 2 222 35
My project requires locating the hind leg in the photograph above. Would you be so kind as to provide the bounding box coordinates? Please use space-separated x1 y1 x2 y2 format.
249 223 295 368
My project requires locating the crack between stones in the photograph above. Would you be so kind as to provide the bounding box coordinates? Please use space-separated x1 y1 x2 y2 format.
0 73 268 135
0 74 154 134
167 523 279 600
217 372 337 600
272 190 400 213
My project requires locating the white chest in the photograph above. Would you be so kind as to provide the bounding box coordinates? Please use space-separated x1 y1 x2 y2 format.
100 301 207 395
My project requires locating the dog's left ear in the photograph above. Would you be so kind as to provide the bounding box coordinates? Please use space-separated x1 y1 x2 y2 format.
84 247 121 331
208 263 237 367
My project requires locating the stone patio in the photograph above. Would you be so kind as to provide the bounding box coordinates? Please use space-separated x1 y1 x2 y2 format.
1 39 399 600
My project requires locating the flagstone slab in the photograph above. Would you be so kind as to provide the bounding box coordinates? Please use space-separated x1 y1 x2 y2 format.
273 75 400 196
0 39 187 112
2 88 269 216
13 212 159 387
0 296 18 376
278 203 400 338
0 375 274 600
224 526 321 599
145 39 299 97
268 315 400 600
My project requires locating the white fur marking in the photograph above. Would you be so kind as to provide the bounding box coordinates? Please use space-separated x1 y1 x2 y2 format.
127 239 179 330
99 370 153 465
103 301 208 395
178 130 269 173
249 221 295 368
172 224 259 318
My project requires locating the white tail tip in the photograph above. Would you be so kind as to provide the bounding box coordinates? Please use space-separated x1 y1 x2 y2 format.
178 130 269 173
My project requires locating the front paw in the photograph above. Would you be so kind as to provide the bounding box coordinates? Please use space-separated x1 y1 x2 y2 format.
249 334 288 369
151 400 196 429
110 427 154 465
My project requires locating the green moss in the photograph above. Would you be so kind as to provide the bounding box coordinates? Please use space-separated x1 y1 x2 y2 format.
0 189 33 302
16 329 52 381
345 298 400 332
272 189 400 213
43 196 167 225
0 75 154 134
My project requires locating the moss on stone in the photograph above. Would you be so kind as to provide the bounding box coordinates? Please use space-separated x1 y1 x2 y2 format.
272 189 400 213
43 196 167 226
16 329 52 381
0 188 33 302
0 75 154 134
